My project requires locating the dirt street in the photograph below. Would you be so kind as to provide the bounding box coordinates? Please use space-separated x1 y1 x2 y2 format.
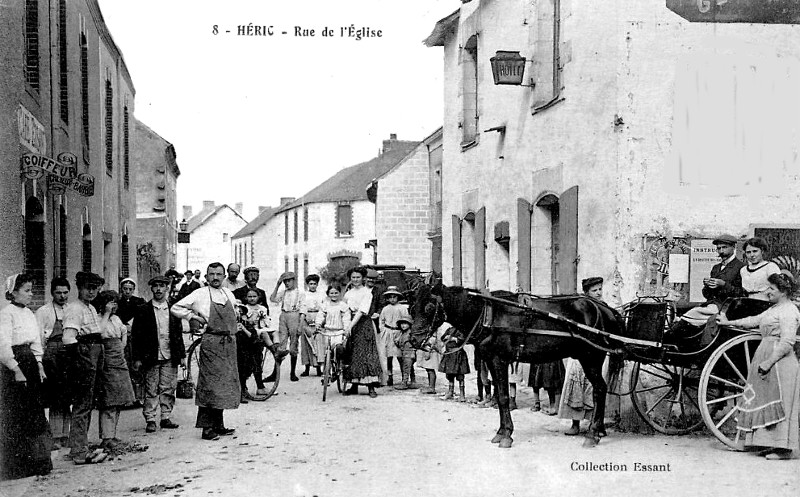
1 359 797 497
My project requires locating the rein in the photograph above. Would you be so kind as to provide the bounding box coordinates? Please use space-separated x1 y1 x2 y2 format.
441 306 485 356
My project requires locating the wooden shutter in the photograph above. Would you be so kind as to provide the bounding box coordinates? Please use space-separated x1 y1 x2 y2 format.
517 198 532 291
558 186 579 293
475 207 486 290
451 215 462 286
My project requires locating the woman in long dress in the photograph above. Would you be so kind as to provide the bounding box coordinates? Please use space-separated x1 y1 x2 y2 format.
717 272 800 460
342 267 383 398
740 237 781 301
0 273 52 480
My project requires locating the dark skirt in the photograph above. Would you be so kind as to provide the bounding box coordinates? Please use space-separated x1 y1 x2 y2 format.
0 344 53 480
41 339 72 410
99 338 135 408
439 349 471 375
529 360 566 390
344 317 382 385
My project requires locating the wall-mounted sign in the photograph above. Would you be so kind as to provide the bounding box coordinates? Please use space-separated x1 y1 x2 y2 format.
21 152 95 197
17 105 46 154
689 239 719 302
490 51 527 85
666 0 800 24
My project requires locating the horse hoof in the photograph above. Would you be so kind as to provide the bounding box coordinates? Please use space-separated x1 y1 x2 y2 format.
582 437 600 448
490 434 503 444
499 437 513 449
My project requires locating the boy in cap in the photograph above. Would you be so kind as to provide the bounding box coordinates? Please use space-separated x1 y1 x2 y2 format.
131 275 186 433
63 271 107 463
378 286 404 386
270 271 305 381
299 274 324 376
392 311 416 390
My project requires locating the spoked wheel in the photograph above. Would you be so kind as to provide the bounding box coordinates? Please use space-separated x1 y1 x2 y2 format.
630 361 704 434
699 332 761 450
251 345 280 401
322 349 331 402
185 338 202 388
334 352 342 393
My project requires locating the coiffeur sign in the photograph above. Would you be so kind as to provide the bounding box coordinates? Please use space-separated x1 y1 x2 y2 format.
667 0 800 24
20 153 95 197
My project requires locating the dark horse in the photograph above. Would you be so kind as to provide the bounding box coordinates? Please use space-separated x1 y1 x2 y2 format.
410 283 625 448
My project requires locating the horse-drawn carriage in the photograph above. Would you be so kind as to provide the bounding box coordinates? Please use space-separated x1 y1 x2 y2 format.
406 279 776 450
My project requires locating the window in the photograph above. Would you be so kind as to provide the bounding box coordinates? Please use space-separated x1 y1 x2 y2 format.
123 106 129 189
243 242 247 266
461 35 479 146
284 256 289 273
24 0 40 93
293 211 298 243
293 255 299 278
121 234 129 278
222 232 228 243
303 254 309 280
284 214 289 245
336 204 353 237
59 205 67 278
80 32 89 163
82 224 92 272
105 80 113 174
58 0 68 123
303 207 309 241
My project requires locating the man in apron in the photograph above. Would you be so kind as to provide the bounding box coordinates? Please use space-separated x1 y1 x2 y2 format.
35 276 72 448
171 262 241 441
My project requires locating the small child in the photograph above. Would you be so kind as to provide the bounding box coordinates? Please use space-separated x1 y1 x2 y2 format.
239 288 287 399
378 286 404 386
438 323 470 402
392 311 416 390
314 285 351 364
529 360 565 415
416 324 443 394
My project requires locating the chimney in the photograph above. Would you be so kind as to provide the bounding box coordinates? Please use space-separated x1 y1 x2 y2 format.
279 197 295 205
234 202 243 215
202 200 215 210
182 205 193 220
258 206 269 214
382 133 398 154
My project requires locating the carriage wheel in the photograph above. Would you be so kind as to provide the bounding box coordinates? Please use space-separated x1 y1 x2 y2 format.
251 347 280 400
629 362 704 435
698 333 761 450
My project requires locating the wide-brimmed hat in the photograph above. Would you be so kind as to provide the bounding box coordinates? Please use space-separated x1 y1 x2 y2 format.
148 275 172 286
75 271 105 288
712 234 738 246
396 310 413 327
279 271 296 282
383 286 403 298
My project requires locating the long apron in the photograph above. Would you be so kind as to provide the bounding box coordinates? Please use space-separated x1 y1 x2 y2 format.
41 308 71 410
98 338 136 407
195 297 240 410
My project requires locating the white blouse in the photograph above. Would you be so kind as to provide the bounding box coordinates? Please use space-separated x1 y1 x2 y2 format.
740 261 781 301
0 304 44 371
344 286 372 316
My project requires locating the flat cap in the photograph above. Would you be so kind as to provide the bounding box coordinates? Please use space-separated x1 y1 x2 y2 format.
75 271 105 287
243 266 260 275
148 275 172 286
712 234 738 246
279 271 296 282
366 269 379 279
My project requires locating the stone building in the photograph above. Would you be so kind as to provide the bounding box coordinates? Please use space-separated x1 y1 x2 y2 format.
133 119 180 294
179 201 247 273
425 0 800 305
371 128 442 271
275 135 419 285
0 0 137 306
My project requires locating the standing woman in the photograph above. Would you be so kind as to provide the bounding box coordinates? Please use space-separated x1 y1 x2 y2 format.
0 273 52 479
342 267 383 398
740 237 781 301
717 272 800 459
93 290 135 450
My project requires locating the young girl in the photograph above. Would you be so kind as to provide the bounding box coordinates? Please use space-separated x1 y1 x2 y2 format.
438 323 470 402
0 273 52 480
240 288 287 398
93 290 135 451
417 326 442 394
315 285 351 370
392 311 416 390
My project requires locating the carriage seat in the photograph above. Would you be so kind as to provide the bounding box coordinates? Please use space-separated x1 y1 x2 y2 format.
624 301 669 343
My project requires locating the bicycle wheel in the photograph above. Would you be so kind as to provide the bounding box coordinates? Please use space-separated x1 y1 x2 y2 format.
252 346 280 400
322 348 331 402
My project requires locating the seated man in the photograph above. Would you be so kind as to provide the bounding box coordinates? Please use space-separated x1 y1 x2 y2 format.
671 234 744 335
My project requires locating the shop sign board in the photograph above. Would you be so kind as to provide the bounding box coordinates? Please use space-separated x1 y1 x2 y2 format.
667 0 800 24
20 152 95 197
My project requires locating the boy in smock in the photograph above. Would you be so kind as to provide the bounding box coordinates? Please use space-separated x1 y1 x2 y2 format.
378 286 404 386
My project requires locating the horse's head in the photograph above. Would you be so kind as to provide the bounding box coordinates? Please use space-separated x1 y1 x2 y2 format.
571 296 626 336
408 282 445 347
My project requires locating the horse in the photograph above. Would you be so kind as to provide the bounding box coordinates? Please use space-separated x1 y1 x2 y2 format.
410 283 626 448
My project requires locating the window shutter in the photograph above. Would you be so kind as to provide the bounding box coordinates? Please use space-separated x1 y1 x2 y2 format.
557 186 579 293
475 207 486 290
517 198 532 291
451 215 462 286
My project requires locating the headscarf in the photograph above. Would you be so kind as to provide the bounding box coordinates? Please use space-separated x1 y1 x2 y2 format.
5 273 19 296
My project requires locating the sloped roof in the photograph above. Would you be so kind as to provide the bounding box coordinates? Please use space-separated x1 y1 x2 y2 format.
423 9 459 47
186 204 247 233
278 141 419 213
232 206 279 239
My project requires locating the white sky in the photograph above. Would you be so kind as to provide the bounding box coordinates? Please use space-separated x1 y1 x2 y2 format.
98 0 456 221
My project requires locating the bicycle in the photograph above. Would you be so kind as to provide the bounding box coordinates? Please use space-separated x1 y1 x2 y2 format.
183 327 281 401
320 328 347 402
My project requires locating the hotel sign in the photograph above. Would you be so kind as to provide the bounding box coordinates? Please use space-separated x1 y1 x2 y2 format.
17 105 46 154
20 153 95 197
667 0 800 24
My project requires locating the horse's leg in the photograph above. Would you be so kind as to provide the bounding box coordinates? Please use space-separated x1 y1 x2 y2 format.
579 353 607 448
488 346 513 448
